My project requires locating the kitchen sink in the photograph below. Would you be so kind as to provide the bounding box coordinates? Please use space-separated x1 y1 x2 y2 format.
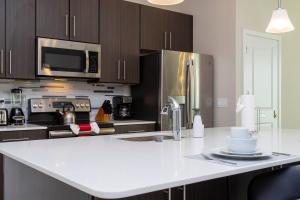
119 135 174 142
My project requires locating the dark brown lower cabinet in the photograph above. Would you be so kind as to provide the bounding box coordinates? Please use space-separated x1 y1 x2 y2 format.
0 129 48 200
94 190 167 200
94 178 228 200
114 124 156 134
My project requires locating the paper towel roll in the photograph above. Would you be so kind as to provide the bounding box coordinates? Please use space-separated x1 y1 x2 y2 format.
237 95 256 132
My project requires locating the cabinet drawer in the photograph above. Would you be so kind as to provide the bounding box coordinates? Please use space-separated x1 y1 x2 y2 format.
114 124 156 134
0 130 48 142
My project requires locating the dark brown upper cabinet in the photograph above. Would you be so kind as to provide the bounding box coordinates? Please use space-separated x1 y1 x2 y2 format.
100 0 140 84
99 0 121 83
0 0 5 78
120 1 140 84
37 0 99 44
140 6 165 51
36 0 69 40
69 0 99 43
141 6 193 52
1 0 36 79
167 11 193 52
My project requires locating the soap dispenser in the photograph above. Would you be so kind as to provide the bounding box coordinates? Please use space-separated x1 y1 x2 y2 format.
192 109 204 138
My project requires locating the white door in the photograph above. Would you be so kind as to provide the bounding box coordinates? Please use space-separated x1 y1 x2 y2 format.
243 31 280 131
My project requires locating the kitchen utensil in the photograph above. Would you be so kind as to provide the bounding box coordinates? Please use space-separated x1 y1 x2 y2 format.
95 100 112 122
0 109 8 126
10 107 25 125
57 103 76 125
227 136 257 154
10 88 23 107
211 148 271 160
220 148 263 156
230 127 251 139
112 96 133 120
201 153 238 166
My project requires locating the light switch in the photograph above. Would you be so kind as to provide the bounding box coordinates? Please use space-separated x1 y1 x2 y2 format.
216 98 228 108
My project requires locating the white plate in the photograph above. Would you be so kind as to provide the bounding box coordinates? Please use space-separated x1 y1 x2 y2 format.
220 148 263 156
211 148 272 160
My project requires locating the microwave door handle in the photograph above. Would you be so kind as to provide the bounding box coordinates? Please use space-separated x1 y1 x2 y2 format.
85 50 89 73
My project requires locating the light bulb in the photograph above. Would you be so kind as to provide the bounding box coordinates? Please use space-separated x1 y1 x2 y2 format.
147 0 184 6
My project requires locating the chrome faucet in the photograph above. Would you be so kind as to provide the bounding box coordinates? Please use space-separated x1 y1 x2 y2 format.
161 97 182 141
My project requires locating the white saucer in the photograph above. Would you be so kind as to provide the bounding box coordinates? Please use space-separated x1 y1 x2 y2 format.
220 148 262 156
211 148 272 160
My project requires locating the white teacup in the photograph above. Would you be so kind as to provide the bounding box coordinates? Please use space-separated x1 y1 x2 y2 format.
230 127 251 139
228 136 257 154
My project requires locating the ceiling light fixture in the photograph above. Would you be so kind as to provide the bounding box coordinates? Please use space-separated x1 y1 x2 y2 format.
266 0 295 34
147 0 184 6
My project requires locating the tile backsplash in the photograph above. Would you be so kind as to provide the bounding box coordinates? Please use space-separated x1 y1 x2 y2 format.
0 79 130 121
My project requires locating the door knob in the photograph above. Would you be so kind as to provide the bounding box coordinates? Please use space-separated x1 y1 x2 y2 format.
273 110 278 119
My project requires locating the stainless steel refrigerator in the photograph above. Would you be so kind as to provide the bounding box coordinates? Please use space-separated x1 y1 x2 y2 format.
132 50 214 130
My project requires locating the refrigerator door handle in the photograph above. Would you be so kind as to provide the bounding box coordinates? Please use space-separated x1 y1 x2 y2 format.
185 60 193 129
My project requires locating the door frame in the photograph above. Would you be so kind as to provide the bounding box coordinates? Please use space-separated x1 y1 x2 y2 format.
242 29 282 128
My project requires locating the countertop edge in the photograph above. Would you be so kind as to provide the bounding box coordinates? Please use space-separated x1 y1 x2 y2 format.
1 147 300 199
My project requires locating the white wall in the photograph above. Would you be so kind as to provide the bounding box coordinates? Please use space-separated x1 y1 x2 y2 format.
281 1 300 128
127 0 237 127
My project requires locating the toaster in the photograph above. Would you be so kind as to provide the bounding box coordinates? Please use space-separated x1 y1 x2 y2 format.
0 109 8 126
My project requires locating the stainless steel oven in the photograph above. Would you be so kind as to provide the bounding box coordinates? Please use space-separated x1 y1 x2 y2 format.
37 38 101 79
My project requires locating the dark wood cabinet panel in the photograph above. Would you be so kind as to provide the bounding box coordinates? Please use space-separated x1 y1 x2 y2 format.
5 0 35 79
141 6 193 52
114 124 156 134
140 6 166 51
0 129 48 200
36 0 69 40
0 130 48 142
167 12 193 52
186 179 228 200
0 0 5 78
120 1 140 84
95 190 167 200
99 0 121 83
70 0 99 43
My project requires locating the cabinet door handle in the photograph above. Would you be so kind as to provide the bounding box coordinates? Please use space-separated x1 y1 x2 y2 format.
183 186 186 200
65 14 69 37
9 50 12 75
117 60 121 80
2 138 29 142
0 49 3 74
127 130 145 133
73 16 76 37
164 32 167 49
169 32 172 49
123 60 126 80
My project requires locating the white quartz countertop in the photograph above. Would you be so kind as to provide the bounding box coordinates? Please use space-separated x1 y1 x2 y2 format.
0 128 300 199
112 120 156 126
0 124 47 132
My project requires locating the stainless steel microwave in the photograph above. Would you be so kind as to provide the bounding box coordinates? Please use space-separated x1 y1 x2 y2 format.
37 38 101 79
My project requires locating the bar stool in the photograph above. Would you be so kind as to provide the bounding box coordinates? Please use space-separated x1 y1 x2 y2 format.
248 166 300 200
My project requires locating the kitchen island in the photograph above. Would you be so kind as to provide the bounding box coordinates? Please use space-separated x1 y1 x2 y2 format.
0 128 300 200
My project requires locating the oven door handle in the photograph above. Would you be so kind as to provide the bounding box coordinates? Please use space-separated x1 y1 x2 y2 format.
85 50 90 73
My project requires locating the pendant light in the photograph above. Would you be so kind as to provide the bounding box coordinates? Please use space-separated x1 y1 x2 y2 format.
266 0 295 33
147 0 184 6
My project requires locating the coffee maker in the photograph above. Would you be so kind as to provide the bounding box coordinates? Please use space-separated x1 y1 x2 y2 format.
112 96 133 120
